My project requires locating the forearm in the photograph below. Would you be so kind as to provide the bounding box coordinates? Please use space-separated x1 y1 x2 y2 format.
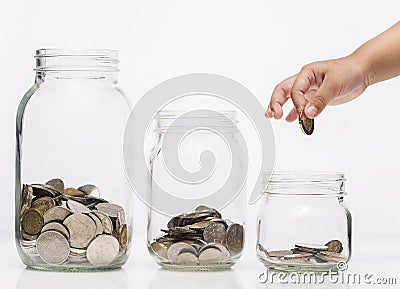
351 21 400 86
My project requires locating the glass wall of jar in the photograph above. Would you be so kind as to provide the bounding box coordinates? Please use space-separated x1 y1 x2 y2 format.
15 49 133 271
256 172 352 272
147 110 246 271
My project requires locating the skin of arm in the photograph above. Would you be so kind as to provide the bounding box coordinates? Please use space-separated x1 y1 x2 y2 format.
266 21 400 121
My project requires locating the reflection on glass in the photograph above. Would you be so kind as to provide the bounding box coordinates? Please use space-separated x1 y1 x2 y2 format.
16 268 132 289
149 269 243 289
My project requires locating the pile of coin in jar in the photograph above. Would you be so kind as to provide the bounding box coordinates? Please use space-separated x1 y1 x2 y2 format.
19 178 128 266
258 240 346 265
150 205 244 266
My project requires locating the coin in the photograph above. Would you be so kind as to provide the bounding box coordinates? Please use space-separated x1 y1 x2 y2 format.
21 209 44 235
198 247 224 265
86 212 104 236
78 184 101 198
295 243 328 253
118 224 128 251
167 242 195 264
43 206 72 224
299 110 314 135
203 222 226 244
46 178 65 192
188 221 211 230
151 242 169 259
21 230 38 241
21 185 33 217
177 251 198 266
268 250 294 258
31 197 55 215
92 211 113 234
96 203 125 219
63 213 96 249
325 240 343 254
31 184 61 197
41 222 70 239
315 251 347 262
64 187 86 198
67 199 91 213
226 223 244 255
37 230 70 265
282 253 313 261
195 205 212 212
201 243 230 260
86 235 120 266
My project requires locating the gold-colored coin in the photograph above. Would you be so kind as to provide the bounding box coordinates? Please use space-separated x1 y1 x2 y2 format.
64 187 86 198
299 110 314 135
31 197 55 215
21 208 44 235
118 224 128 251
20 185 33 217
325 239 343 253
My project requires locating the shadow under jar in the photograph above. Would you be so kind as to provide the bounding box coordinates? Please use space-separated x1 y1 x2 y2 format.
147 110 246 271
15 49 133 271
256 172 352 272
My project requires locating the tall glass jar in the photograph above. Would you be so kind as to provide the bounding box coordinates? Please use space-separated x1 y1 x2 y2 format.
15 49 133 271
256 172 352 272
147 110 246 271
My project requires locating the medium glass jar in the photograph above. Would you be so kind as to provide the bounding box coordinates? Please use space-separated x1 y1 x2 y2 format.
15 49 133 271
256 172 352 272
147 110 246 271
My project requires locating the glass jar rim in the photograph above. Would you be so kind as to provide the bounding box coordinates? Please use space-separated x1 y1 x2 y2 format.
154 110 239 133
35 48 118 58
34 48 119 73
263 171 346 196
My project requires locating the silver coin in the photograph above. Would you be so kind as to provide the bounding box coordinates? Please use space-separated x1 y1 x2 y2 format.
92 211 113 234
78 184 101 198
167 242 195 264
31 184 62 197
177 251 198 266
200 243 230 260
43 206 73 224
315 251 347 262
195 205 212 212
45 178 65 192
282 253 314 261
86 212 104 236
41 222 70 239
86 234 120 266
198 247 225 265
63 213 96 249
37 230 70 265
151 242 169 259
203 222 226 244
67 199 91 213
295 243 328 253
226 223 244 256
268 250 294 258
96 203 125 219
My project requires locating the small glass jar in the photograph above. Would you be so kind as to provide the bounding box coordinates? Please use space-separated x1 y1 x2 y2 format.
147 110 246 271
256 172 352 272
15 49 133 271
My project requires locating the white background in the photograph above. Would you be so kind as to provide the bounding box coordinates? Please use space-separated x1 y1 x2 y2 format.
1 0 400 288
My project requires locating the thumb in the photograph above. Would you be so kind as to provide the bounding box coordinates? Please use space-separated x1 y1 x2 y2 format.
305 80 338 118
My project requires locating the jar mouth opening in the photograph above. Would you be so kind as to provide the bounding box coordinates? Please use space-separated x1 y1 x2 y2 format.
154 110 239 133
35 48 118 58
263 171 346 196
34 48 119 73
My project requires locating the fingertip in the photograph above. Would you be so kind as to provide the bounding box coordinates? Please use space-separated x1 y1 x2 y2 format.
305 105 319 118
272 103 283 119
